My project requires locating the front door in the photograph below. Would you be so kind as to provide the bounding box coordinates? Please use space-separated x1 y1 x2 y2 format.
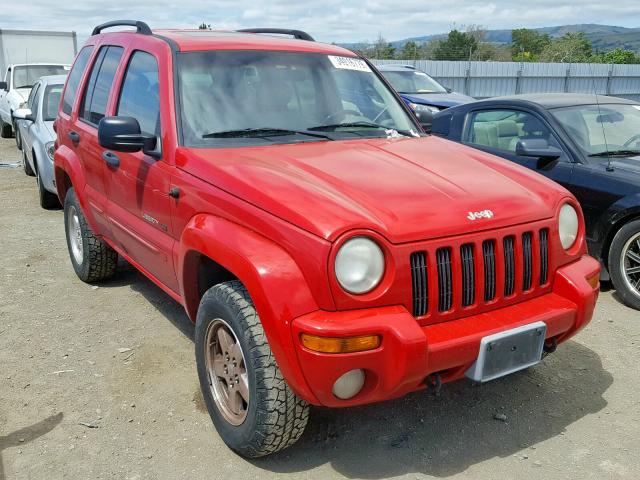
462 108 574 189
102 50 178 293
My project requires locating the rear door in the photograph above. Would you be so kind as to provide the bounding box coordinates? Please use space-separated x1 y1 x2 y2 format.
462 107 574 189
71 45 124 234
102 49 178 293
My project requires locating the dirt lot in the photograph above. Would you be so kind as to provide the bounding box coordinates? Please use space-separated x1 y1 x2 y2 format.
0 136 639 480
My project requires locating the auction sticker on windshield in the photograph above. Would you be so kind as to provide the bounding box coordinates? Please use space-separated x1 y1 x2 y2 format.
328 55 371 72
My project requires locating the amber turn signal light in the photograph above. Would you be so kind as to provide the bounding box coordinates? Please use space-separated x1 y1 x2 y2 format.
586 272 600 289
300 333 381 354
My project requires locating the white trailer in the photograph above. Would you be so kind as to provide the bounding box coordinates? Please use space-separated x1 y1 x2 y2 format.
0 29 77 139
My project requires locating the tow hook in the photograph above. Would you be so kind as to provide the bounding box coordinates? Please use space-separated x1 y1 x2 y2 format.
425 373 442 396
543 337 558 356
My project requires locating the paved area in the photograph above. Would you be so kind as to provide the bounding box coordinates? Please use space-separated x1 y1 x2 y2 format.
0 137 639 479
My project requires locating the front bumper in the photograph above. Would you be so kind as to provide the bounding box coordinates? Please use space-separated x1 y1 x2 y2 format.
291 255 600 407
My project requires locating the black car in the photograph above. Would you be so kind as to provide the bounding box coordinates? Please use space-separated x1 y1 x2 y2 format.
377 64 474 130
433 93 640 310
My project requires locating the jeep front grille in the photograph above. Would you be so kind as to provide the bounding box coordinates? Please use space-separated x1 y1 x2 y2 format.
410 227 550 319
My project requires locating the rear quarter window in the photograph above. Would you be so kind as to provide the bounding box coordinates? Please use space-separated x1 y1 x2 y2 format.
61 46 94 115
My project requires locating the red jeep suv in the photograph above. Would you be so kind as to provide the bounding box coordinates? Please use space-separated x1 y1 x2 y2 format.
54 20 600 457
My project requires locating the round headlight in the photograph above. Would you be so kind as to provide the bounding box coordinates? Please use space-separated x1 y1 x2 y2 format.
559 203 579 249
46 142 55 160
335 237 385 294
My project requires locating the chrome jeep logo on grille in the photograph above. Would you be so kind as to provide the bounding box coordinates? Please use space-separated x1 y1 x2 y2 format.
467 210 494 221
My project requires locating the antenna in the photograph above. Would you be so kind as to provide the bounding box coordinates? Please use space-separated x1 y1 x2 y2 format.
588 61 614 172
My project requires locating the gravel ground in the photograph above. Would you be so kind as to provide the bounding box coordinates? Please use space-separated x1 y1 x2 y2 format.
1 136 639 480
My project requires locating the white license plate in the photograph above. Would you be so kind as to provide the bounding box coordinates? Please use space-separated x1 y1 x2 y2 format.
465 321 547 382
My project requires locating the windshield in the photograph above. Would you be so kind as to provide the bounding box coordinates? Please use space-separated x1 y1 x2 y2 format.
12 65 69 89
43 84 64 121
381 70 447 94
177 51 418 147
551 103 640 156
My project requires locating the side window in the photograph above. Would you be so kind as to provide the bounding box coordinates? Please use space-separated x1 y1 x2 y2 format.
62 46 93 115
80 46 124 125
116 51 160 136
27 83 40 110
465 109 562 155
30 84 41 119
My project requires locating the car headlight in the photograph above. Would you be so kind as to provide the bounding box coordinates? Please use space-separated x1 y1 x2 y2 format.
46 142 55 161
408 103 440 114
334 236 385 294
558 203 579 249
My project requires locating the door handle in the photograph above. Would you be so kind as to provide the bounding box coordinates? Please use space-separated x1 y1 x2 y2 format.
102 151 120 168
68 131 80 144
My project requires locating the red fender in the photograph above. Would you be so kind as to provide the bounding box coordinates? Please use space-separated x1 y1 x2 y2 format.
179 213 321 404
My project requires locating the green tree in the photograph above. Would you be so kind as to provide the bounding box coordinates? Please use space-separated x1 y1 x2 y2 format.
600 48 640 64
198 22 211 30
372 34 396 59
511 28 551 61
433 30 478 60
540 32 592 63
399 41 420 60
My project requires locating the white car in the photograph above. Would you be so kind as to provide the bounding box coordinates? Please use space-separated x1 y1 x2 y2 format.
13 75 67 209
0 63 70 147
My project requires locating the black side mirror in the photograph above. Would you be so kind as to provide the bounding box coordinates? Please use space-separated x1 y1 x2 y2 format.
516 138 562 160
98 116 160 157
414 109 435 132
0 81 7 91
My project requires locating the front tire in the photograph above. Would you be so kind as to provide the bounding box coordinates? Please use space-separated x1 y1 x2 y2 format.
0 117 12 138
22 148 35 176
195 280 309 458
35 157 61 209
15 123 22 150
609 219 640 310
63 187 117 282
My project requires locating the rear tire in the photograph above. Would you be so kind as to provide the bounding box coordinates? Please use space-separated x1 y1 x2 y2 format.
609 219 640 310
0 118 12 138
35 156 61 209
195 280 309 458
63 187 117 282
22 148 35 176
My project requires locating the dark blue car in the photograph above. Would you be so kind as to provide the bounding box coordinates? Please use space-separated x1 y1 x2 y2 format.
377 64 474 129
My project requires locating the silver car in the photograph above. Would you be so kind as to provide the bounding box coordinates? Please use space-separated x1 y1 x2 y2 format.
13 75 67 209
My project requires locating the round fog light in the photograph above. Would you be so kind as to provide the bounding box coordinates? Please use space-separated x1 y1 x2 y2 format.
332 369 365 400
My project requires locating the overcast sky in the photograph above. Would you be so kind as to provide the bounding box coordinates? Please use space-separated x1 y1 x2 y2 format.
3 0 640 43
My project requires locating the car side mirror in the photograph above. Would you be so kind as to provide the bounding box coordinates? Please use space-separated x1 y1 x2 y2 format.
413 109 435 132
0 81 7 91
13 108 34 122
515 138 562 160
98 116 160 158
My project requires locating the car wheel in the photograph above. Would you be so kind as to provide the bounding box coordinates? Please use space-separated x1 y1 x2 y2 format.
0 118 12 138
35 157 61 210
15 126 22 150
195 280 309 458
63 187 118 282
609 219 640 310
22 148 35 176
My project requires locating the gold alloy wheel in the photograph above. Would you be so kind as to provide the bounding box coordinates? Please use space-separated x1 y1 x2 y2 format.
204 318 249 426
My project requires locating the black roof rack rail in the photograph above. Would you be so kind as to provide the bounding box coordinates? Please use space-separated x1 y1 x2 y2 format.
237 28 315 42
91 20 152 36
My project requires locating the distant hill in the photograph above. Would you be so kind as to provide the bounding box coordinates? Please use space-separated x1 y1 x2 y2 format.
343 24 640 53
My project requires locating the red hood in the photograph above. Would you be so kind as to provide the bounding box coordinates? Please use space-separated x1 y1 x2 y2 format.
177 136 568 243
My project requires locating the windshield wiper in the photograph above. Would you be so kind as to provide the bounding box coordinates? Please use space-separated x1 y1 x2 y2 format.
202 127 333 140
588 150 640 157
15 85 33 89
308 122 412 136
